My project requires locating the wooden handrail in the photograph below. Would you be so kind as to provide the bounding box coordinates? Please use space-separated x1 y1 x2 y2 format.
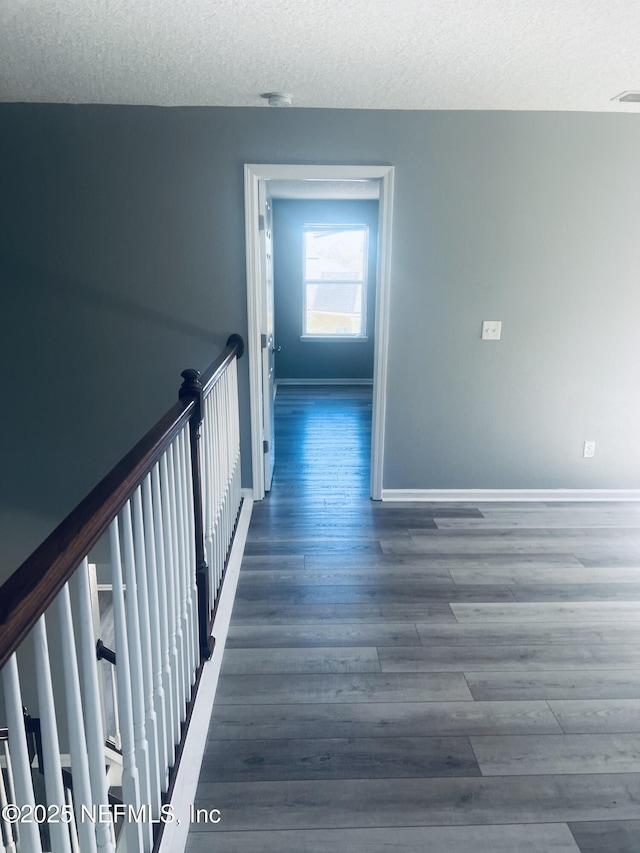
0 334 245 672
0 399 193 671
200 333 245 397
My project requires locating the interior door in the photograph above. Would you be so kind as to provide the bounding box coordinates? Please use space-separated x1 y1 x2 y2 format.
259 180 276 491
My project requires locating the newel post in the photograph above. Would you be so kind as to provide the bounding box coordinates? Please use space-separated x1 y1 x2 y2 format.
179 369 215 663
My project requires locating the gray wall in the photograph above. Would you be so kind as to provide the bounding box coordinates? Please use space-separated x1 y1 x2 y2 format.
273 198 377 381
1 105 639 576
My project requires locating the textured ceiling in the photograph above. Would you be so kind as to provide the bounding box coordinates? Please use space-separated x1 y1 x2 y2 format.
1 0 639 112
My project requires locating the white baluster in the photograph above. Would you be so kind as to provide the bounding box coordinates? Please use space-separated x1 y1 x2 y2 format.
229 356 241 527
57 583 98 853
65 788 80 853
142 474 169 792
233 357 240 457
0 796 9 853
186 427 200 666
200 396 211 579
230 364 239 520
0 811 6 853
207 394 216 530
109 665 121 750
211 387 223 598
224 367 232 486
219 383 227 594
174 432 190 676
220 382 228 591
170 441 191 704
1 655 42 852
218 377 228 584
179 428 198 674
152 461 176 769
0 741 17 853
109 517 145 853
75 559 116 853
223 371 231 559
160 452 182 746
2 742 17 837
166 446 188 721
203 393 217 608
175 431 198 684
33 615 72 853
87 563 108 741
131 487 161 815
120 501 152 836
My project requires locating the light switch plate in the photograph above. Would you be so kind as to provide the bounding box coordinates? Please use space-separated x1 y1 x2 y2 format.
482 320 502 340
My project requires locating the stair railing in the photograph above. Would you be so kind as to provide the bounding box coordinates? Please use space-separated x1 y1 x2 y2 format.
0 334 244 853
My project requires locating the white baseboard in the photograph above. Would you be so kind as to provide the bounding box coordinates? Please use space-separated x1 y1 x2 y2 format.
158 490 253 853
276 378 373 386
381 489 640 502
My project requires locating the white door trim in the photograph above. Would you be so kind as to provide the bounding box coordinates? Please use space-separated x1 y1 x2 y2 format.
244 163 395 500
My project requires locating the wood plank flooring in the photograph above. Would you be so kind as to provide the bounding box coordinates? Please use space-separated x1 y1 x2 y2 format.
186 386 640 853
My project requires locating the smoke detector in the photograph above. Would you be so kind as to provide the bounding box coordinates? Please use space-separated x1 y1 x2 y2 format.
612 91 640 103
261 92 292 107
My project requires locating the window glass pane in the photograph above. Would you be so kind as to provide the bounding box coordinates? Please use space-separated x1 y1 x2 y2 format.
306 283 363 335
303 225 368 337
304 229 366 282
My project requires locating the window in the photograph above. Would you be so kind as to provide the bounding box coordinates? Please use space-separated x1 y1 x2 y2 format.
302 225 368 339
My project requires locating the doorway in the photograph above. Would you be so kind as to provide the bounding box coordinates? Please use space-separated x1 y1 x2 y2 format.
245 164 395 501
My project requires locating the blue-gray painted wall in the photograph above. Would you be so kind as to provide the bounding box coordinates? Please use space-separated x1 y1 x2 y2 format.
1 105 639 575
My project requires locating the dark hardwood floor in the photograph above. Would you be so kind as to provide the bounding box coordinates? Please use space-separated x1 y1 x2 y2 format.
186 386 640 852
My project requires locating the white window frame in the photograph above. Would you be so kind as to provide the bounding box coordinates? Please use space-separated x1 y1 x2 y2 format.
301 223 369 342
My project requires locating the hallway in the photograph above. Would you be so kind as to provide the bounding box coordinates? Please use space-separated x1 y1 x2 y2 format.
186 386 640 852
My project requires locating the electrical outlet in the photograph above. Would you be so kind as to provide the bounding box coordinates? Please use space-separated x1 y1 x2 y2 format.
482 320 502 340
583 440 596 458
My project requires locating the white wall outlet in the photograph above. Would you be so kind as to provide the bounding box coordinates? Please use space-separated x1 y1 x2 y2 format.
482 320 502 340
583 440 596 458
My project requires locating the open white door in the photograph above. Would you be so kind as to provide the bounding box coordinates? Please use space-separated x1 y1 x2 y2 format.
258 180 276 491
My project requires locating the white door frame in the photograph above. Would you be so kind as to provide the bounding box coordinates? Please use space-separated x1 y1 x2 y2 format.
244 163 395 501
